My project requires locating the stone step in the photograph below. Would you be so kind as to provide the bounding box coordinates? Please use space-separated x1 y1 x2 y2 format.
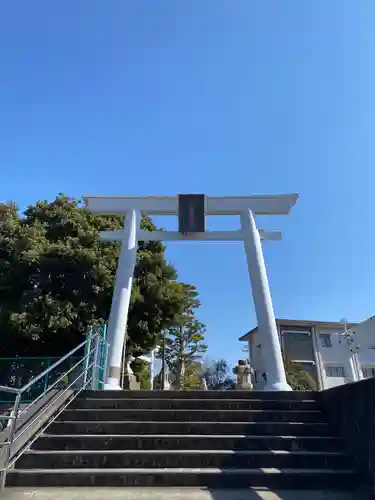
35 434 343 452
60 409 326 423
2 487 366 500
48 420 335 436
72 397 320 411
16 449 350 470
7 467 358 489
81 390 318 401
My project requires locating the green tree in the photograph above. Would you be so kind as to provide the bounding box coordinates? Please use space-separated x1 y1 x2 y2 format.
285 359 317 390
130 358 151 390
0 195 200 359
164 318 208 389
203 359 236 390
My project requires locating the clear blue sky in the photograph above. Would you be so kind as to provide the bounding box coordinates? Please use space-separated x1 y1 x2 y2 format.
1 1 374 367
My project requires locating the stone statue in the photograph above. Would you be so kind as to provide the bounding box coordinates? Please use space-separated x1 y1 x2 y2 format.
163 364 171 390
200 376 208 390
153 366 171 390
124 354 135 375
234 359 253 390
122 353 140 390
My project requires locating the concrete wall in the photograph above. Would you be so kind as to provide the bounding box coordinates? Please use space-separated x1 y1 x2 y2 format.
319 378 375 492
314 326 353 389
358 348 375 374
314 326 375 389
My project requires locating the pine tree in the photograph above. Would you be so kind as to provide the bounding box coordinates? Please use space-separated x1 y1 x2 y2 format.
164 318 208 389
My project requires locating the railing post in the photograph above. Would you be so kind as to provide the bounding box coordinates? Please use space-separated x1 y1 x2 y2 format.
82 328 93 389
0 392 21 492
91 334 100 391
101 341 109 391
97 324 107 391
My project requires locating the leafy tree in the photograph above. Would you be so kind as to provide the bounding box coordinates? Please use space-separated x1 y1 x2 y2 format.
0 195 200 360
130 358 151 390
285 359 317 390
179 360 203 389
164 318 208 389
203 359 236 390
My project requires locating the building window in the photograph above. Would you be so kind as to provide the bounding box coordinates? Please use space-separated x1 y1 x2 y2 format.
362 366 375 378
320 334 332 347
325 365 345 378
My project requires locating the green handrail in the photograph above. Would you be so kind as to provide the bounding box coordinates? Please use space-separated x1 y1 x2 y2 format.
0 324 108 402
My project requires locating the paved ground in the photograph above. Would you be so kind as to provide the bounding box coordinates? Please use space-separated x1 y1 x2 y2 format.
2 488 368 500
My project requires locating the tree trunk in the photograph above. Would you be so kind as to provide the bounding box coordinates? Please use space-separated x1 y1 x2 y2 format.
176 327 185 390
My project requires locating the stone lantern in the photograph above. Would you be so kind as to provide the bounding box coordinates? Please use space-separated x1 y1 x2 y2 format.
234 359 253 390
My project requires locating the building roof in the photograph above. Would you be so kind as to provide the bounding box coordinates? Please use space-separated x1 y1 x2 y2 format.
239 318 357 341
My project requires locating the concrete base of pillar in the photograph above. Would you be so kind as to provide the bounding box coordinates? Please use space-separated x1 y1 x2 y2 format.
264 380 293 391
122 374 140 390
104 377 122 391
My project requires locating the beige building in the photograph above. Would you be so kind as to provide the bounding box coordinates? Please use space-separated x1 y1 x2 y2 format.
238 318 375 390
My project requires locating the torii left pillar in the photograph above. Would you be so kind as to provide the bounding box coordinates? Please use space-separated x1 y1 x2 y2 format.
104 209 141 390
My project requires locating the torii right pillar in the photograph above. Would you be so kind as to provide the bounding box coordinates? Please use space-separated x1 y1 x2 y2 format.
241 209 292 391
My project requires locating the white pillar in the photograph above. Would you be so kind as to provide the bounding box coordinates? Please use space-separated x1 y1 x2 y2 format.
348 354 358 383
311 326 325 389
240 209 292 391
104 209 141 390
348 351 362 382
354 352 363 380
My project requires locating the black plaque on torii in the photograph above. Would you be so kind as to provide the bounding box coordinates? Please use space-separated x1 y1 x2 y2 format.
178 194 206 233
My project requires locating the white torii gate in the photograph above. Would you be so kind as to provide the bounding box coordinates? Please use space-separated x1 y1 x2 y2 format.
84 194 298 392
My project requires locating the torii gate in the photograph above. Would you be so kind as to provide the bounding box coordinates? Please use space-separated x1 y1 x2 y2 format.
84 194 298 391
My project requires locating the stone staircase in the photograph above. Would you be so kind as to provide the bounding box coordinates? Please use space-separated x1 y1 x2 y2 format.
6 390 361 490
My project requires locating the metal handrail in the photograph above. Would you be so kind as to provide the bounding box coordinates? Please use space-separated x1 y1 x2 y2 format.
0 387 19 395
21 337 92 395
14 349 96 434
0 327 108 492
9 358 96 461
18 344 96 418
